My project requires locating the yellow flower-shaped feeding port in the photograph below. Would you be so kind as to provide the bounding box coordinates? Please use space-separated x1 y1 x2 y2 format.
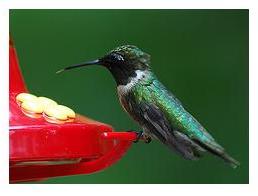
16 93 76 124
38 97 58 110
16 93 38 106
21 99 44 118
43 105 76 124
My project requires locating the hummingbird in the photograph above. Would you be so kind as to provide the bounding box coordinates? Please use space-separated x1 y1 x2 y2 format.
57 45 240 168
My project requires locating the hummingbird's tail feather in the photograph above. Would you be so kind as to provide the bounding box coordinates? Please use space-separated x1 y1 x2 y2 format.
208 148 240 168
218 152 240 169
193 139 240 168
171 131 206 160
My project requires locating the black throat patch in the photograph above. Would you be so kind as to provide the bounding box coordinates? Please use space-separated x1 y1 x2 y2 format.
106 64 138 86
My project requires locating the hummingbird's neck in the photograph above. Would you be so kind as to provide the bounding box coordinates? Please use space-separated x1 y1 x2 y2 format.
107 63 150 86
116 69 153 94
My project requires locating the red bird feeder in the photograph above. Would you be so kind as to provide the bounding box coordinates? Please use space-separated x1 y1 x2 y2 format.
9 39 138 183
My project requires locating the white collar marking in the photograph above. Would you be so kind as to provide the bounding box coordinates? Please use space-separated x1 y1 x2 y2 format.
117 70 146 94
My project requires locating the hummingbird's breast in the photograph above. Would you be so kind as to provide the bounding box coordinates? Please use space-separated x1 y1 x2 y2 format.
116 69 154 121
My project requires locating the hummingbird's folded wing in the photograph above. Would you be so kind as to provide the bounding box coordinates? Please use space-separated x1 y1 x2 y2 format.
140 102 173 144
133 101 206 160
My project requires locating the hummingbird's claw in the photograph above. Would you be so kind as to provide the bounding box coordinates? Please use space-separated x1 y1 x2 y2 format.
133 130 144 143
127 130 152 143
143 135 152 143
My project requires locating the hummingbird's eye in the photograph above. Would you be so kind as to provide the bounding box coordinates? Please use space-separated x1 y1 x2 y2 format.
109 53 124 64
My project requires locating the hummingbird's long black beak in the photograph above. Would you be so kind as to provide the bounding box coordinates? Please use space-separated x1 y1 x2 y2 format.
56 59 101 74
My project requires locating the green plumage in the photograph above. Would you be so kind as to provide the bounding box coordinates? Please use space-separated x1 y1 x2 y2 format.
124 71 239 168
134 73 213 142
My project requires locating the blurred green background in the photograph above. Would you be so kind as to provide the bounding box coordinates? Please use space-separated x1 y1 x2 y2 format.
9 10 248 184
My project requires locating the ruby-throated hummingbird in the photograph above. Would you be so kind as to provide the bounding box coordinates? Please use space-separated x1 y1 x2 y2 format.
57 45 239 168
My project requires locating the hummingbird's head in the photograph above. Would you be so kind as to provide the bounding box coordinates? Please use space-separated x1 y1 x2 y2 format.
102 45 150 69
57 45 151 85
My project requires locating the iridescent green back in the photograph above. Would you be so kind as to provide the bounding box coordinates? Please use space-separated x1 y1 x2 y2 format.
131 71 219 145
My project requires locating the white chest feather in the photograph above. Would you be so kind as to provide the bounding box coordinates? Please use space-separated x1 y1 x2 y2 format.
117 70 146 97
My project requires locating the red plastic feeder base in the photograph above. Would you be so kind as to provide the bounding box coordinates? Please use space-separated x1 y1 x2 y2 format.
9 38 137 183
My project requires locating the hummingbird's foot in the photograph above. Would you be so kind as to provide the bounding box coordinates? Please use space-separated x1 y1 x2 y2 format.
134 131 144 143
127 130 152 143
142 134 152 144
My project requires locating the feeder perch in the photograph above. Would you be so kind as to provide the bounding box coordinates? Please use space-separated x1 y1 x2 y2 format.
9 39 137 183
